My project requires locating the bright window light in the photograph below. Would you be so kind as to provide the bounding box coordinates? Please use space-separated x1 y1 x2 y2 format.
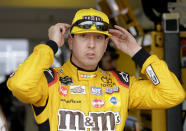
0 39 29 75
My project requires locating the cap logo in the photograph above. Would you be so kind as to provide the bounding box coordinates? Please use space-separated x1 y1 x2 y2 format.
83 15 103 22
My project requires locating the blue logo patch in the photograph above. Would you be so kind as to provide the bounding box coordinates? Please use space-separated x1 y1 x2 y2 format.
108 96 118 105
91 87 103 95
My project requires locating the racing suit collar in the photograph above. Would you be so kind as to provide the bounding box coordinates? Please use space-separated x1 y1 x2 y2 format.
62 59 100 81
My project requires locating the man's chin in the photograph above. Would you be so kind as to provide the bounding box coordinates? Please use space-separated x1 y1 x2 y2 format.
85 61 98 68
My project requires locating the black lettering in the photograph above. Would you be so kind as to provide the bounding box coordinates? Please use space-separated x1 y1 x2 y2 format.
101 83 115 87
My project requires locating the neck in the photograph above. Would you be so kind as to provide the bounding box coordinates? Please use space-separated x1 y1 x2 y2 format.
70 57 98 72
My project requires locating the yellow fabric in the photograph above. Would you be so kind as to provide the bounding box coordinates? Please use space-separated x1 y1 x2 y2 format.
71 8 109 24
31 103 49 124
71 8 111 36
7 44 185 131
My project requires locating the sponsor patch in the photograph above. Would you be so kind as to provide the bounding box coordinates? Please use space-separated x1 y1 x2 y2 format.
111 71 129 88
92 99 105 108
108 96 118 105
45 69 54 78
105 87 119 94
61 99 81 103
70 85 86 94
91 87 103 95
44 68 57 86
58 85 68 96
101 76 112 83
101 76 116 87
57 69 64 74
58 109 121 130
146 65 160 85
59 76 73 86
80 74 96 78
119 72 129 83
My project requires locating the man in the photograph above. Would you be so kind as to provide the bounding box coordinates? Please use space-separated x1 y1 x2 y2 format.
7 8 185 131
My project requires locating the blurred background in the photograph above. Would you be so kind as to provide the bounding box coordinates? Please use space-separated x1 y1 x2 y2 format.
0 0 186 131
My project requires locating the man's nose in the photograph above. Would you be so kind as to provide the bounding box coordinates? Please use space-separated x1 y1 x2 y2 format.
88 37 95 48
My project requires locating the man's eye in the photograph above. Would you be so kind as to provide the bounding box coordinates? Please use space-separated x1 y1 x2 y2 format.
96 36 103 39
80 34 87 38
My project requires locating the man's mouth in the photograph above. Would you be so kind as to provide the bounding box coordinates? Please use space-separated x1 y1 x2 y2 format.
86 53 95 58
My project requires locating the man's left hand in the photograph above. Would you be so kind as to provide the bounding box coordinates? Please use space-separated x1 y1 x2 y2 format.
109 25 141 57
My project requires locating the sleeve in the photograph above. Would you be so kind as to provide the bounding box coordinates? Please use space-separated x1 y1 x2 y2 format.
128 49 185 109
7 40 58 106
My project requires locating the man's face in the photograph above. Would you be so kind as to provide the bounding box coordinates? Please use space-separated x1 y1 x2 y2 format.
68 33 109 70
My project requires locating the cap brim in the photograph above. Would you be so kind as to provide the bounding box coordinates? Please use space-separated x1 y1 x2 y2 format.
71 28 112 37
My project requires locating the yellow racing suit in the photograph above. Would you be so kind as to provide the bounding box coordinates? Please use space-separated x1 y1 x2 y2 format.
7 41 185 131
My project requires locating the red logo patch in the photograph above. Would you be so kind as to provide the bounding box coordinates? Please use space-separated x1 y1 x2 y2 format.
58 85 68 96
92 99 105 108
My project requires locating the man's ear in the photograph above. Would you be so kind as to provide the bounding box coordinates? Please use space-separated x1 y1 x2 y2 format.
68 35 73 50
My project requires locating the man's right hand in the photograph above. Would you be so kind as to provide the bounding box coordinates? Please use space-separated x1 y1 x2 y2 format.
48 23 71 48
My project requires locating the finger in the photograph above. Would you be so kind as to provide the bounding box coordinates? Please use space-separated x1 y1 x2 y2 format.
58 23 71 29
109 36 118 43
59 25 70 35
109 37 121 49
64 25 71 35
55 23 70 34
114 25 131 36
64 24 71 28
60 26 66 35
109 29 127 40
109 29 123 36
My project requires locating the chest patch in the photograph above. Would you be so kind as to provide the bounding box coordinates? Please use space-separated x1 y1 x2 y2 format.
44 68 57 86
70 85 86 94
111 71 129 88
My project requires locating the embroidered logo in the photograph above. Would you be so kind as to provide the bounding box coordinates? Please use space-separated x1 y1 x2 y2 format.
108 96 118 105
80 74 96 78
119 72 129 83
91 87 103 95
58 85 68 96
146 65 160 85
105 87 119 94
59 76 73 85
101 76 116 87
92 99 105 108
57 69 64 74
70 85 86 94
61 99 81 103
58 109 121 130
111 71 129 88
45 69 54 78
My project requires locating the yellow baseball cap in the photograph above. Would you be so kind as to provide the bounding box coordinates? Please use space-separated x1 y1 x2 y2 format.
70 8 111 37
